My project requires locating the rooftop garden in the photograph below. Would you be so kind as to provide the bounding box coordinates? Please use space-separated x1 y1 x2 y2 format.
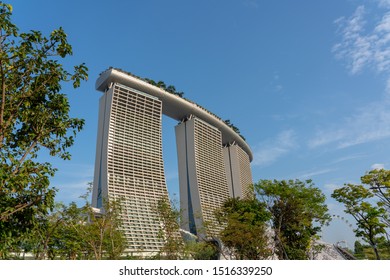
103 67 246 141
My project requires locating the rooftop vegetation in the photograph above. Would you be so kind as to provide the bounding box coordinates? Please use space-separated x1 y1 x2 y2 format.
104 67 246 141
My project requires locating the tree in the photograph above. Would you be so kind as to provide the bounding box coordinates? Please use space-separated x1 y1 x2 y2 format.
361 169 390 231
332 183 387 260
0 2 88 255
354 240 365 259
185 239 220 260
215 197 271 260
155 198 184 259
255 179 331 260
154 197 221 260
79 197 126 260
11 185 126 260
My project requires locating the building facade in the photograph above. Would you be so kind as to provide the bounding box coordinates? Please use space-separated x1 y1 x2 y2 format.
92 68 254 253
223 144 254 199
92 83 169 253
176 117 230 236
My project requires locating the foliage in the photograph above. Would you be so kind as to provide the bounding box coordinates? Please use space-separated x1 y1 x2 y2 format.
361 169 390 230
332 182 388 259
255 179 331 260
185 239 220 260
354 241 365 259
215 197 271 260
79 197 126 260
143 78 184 97
155 197 221 260
223 119 246 141
0 2 88 254
0 185 126 260
155 198 184 259
353 240 390 260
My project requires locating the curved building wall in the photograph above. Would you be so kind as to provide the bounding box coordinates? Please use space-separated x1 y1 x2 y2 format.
96 68 253 161
92 83 169 253
223 144 254 199
176 117 230 237
93 68 254 252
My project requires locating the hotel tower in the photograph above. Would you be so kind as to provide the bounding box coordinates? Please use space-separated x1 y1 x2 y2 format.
92 68 254 254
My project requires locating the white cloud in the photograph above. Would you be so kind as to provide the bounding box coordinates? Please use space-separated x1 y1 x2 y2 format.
377 0 390 8
313 3 390 149
298 169 334 180
252 130 297 166
333 6 369 74
333 4 390 96
371 163 385 169
332 154 367 164
308 100 390 149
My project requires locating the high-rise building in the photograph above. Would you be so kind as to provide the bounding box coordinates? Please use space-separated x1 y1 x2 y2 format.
176 117 230 236
92 82 169 253
92 68 254 253
223 144 254 199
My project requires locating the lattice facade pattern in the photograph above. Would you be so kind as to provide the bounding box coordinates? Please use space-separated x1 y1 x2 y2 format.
193 118 230 235
235 144 253 199
93 83 169 253
176 118 230 236
93 69 254 253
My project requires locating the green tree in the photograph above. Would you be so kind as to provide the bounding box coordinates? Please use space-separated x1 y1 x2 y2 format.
255 179 331 260
361 169 390 231
0 3 88 257
17 189 126 260
155 198 184 259
185 239 220 260
79 198 126 260
354 240 365 259
215 197 271 260
332 183 387 260
154 197 220 260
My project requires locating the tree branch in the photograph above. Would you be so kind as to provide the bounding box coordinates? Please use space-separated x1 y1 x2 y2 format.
0 196 41 222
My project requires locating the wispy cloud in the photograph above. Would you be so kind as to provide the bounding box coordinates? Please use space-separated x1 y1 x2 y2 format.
332 153 367 164
310 3 390 149
377 0 390 8
371 163 385 169
333 6 369 75
298 168 334 180
309 101 390 149
333 4 390 96
252 130 297 166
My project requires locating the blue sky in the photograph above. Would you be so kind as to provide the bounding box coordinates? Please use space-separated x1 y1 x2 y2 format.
10 0 390 247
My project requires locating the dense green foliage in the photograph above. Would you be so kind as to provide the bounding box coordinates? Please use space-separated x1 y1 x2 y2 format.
255 179 331 260
0 3 87 257
215 197 271 259
354 240 390 260
1 186 126 260
361 169 390 230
